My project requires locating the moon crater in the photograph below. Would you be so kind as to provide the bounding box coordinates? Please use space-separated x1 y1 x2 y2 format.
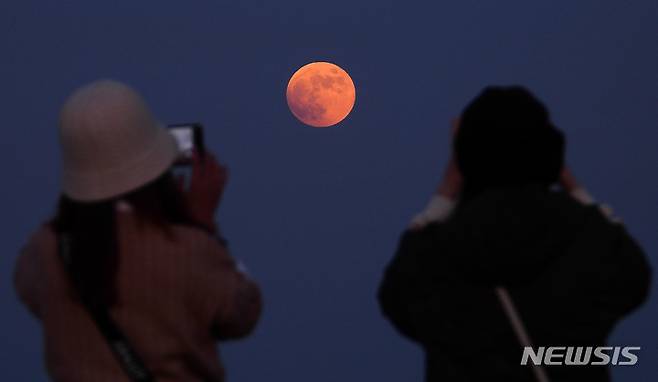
286 62 356 128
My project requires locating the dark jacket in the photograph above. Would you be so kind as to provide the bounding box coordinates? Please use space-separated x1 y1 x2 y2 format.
378 186 650 381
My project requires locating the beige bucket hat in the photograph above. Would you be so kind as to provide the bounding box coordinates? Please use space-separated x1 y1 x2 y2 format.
59 80 178 202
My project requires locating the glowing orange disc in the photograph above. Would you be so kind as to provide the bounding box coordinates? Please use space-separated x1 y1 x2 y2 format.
286 62 356 128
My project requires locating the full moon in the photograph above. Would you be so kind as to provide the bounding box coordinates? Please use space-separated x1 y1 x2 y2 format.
286 62 356 128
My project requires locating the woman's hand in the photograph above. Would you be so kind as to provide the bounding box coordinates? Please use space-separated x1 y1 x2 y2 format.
436 156 462 199
179 151 229 233
409 118 463 230
435 118 463 199
559 166 580 193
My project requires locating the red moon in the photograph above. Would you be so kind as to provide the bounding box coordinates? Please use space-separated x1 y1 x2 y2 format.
286 62 356 128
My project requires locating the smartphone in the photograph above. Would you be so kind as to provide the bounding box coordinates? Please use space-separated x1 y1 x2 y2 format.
168 123 205 162
168 123 205 189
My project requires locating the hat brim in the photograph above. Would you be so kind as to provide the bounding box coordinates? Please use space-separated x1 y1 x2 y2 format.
62 125 179 202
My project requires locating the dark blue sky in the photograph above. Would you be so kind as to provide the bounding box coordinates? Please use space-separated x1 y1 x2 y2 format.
2 1 657 380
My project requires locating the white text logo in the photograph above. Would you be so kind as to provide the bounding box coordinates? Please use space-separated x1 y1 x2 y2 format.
521 347 640 366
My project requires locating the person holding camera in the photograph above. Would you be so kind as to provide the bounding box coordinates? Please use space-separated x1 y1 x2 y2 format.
14 80 261 382
378 87 651 381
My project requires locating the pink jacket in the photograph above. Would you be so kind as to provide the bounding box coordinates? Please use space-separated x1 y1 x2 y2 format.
14 211 261 382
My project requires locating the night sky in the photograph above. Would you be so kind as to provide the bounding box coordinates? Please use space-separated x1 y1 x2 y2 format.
2 1 657 381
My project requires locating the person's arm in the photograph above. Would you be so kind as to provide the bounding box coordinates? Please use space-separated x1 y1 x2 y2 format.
409 156 460 228
607 225 652 315
410 119 463 229
409 195 457 229
378 229 443 342
178 151 229 235
210 250 262 340
383 120 464 341
378 226 490 346
178 149 262 338
189 233 262 340
561 167 650 316
560 167 620 222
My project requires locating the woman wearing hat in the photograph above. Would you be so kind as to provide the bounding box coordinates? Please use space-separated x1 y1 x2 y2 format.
14 80 261 381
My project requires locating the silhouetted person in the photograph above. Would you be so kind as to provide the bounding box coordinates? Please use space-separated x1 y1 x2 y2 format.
378 86 650 381
14 80 261 381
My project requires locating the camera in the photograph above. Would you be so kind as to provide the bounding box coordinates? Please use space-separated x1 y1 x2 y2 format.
168 123 205 189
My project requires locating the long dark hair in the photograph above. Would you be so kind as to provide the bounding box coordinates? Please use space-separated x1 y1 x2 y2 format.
52 171 194 308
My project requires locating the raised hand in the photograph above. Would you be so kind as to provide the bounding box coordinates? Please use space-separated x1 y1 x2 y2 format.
179 151 229 233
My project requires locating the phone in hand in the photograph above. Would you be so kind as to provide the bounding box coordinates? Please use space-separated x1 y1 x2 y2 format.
168 123 205 189
169 123 205 161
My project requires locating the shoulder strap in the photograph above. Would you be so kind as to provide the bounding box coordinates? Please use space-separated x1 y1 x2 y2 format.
58 233 155 382
495 287 550 382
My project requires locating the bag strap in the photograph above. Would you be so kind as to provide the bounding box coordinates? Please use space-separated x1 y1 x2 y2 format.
495 287 551 382
58 233 155 382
